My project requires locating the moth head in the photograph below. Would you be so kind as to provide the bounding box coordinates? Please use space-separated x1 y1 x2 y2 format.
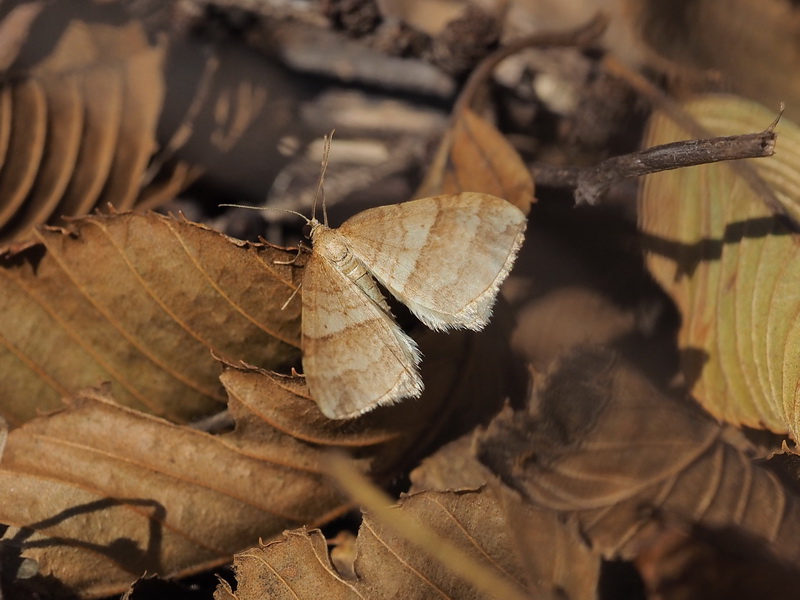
304 219 325 241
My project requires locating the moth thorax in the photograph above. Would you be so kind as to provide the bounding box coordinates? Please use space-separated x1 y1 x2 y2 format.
313 227 352 264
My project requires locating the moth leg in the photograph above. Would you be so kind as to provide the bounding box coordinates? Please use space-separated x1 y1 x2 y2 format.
274 244 306 266
281 281 303 310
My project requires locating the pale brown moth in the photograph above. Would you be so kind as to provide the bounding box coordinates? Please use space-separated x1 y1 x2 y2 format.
224 135 527 419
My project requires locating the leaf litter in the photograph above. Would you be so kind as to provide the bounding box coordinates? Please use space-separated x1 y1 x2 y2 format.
2 2 800 599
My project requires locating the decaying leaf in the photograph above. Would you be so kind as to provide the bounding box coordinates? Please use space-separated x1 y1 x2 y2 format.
638 95 800 435
0 17 167 243
215 488 532 600
409 433 489 492
0 303 519 597
416 107 535 214
0 1 43 71
0 387 342 598
407 435 601 600
491 482 601 600
476 348 800 568
0 358 464 598
0 211 302 426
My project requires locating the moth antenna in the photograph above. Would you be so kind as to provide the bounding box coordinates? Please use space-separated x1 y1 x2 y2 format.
218 203 310 224
312 130 334 227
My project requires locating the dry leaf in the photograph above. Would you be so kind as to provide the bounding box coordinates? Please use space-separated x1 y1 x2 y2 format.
214 528 357 600
476 348 800 565
0 388 341 597
0 211 301 426
0 2 44 71
216 489 531 600
0 313 519 596
416 107 535 214
0 18 166 242
409 438 601 600
409 433 489 492
0 358 457 598
223 311 522 475
302 192 526 419
491 482 600 600
638 95 800 435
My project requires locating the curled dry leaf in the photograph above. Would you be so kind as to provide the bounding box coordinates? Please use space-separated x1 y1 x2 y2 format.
491 482 600 600
215 489 532 600
638 95 800 435
0 211 301 426
409 433 489 492
0 387 342 598
0 1 43 71
476 348 800 566
416 107 535 214
0 361 456 598
0 18 167 243
408 437 601 600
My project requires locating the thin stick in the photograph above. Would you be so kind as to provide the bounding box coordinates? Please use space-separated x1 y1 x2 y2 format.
531 129 778 205
600 55 792 227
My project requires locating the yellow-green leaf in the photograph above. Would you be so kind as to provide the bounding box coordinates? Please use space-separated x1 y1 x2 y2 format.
638 94 800 434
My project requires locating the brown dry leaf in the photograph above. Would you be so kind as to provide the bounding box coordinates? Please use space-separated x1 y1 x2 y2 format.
476 348 800 566
0 1 44 70
216 488 532 600
624 0 800 122
0 361 448 598
416 107 535 214
0 211 301 426
409 433 489 492
213 528 357 600
0 17 166 242
492 482 601 600
408 438 601 600
638 95 800 435
0 317 518 596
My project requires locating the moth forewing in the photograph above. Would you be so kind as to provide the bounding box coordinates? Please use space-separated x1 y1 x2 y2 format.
301 228 422 419
338 193 526 331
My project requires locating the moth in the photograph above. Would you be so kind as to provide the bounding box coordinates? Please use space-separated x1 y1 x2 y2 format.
300 192 526 419
223 135 527 419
